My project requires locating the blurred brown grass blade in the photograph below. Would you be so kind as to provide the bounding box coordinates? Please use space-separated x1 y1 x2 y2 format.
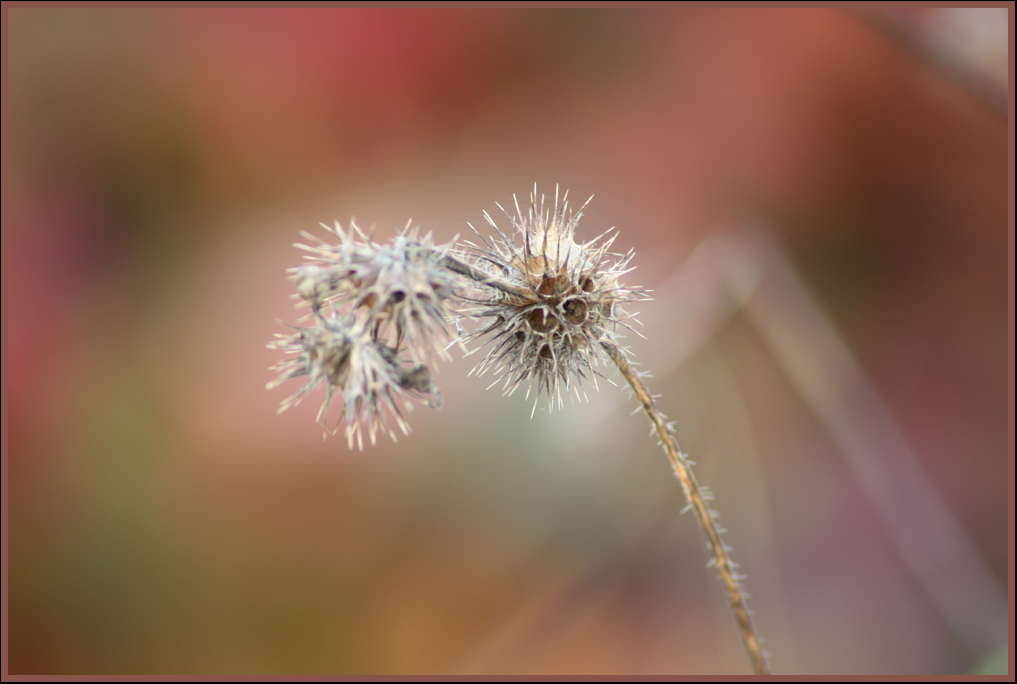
742 230 1007 658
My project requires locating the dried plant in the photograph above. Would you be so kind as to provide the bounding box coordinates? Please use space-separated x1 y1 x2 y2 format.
267 186 770 674
460 190 643 412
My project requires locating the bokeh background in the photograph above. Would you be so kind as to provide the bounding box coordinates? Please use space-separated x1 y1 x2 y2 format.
6 7 1010 675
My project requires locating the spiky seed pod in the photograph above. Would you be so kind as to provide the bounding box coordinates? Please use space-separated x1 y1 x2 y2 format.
463 186 645 410
292 220 459 363
267 313 441 449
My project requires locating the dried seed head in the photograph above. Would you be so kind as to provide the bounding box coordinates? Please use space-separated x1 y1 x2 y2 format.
267 314 441 449
292 220 459 363
269 220 456 449
463 185 646 411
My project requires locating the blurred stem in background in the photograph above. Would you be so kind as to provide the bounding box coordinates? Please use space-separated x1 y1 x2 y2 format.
647 228 1008 661
852 8 1009 117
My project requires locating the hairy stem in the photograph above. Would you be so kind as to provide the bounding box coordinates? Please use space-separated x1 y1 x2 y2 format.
603 342 770 675
440 254 534 300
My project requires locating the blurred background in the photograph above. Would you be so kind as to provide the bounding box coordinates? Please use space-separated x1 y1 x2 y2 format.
6 7 1010 675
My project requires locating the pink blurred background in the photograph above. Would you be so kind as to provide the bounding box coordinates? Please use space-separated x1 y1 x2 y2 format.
6 7 1010 675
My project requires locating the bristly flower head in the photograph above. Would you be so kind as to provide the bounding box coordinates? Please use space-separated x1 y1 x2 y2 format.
463 185 645 411
268 220 454 449
267 314 440 449
292 220 459 363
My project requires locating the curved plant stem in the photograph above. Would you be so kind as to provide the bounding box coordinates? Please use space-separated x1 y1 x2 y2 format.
440 254 533 300
603 342 770 676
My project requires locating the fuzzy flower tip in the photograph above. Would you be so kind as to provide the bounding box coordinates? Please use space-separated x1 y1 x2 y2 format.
462 185 647 412
268 220 453 449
